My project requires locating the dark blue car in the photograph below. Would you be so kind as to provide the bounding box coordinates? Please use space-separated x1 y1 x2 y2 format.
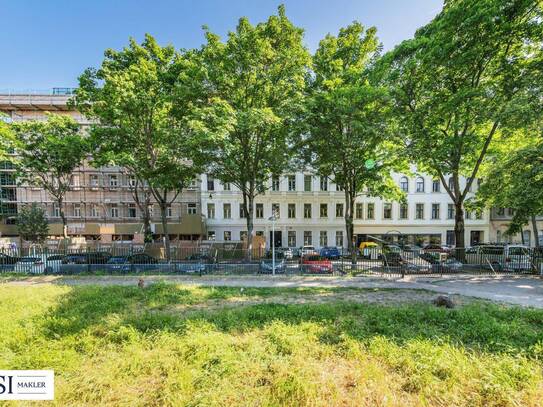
319 246 340 260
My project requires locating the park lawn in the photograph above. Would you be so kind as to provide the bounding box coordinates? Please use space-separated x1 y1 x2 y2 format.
0 283 542 406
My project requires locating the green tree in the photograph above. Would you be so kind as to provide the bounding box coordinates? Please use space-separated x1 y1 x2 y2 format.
11 114 88 239
476 132 543 247
74 35 204 259
17 203 49 244
304 22 404 263
0 114 15 221
381 0 542 248
192 6 311 257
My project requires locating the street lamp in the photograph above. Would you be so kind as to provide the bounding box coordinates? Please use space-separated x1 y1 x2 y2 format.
268 214 277 275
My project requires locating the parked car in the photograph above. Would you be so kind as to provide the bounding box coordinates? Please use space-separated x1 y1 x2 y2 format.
106 253 159 272
174 261 207 274
260 254 286 274
464 244 531 271
43 254 64 274
422 244 451 254
300 245 318 257
401 244 422 253
359 241 378 259
300 255 333 273
186 253 216 263
276 247 293 260
0 252 18 271
320 246 340 260
14 256 47 274
419 252 463 273
62 252 111 265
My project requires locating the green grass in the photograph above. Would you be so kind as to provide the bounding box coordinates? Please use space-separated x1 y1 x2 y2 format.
1 283 542 406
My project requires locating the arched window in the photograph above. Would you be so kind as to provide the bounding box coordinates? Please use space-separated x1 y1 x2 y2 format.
400 176 409 192
416 177 425 193
432 179 440 192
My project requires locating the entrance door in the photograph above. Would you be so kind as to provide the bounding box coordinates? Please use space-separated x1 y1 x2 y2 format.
269 230 282 248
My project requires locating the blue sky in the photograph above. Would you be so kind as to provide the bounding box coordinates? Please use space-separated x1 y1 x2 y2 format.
0 0 442 90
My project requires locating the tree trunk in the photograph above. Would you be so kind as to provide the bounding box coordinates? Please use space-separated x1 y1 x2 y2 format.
58 197 68 239
243 194 254 260
454 201 465 252
344 191 356 265
531 215 540 248
159 204 171 262
142 207 153 243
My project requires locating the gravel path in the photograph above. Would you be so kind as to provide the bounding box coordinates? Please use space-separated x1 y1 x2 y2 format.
2 274 542 308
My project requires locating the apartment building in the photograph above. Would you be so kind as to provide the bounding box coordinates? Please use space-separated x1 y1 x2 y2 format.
0 90 206 243
489 207 543 246
201 171 492 249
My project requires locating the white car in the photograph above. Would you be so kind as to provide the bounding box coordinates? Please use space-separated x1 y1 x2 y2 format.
465 245 531 271
14 254 64 274
300 245 318 257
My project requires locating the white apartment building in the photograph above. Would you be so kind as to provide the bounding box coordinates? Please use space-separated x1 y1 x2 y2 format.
201 171 491 249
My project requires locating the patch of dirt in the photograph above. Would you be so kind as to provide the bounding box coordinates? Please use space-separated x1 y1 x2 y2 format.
157 289 475 314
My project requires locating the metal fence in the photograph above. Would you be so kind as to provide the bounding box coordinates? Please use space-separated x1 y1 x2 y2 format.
0 245 542 277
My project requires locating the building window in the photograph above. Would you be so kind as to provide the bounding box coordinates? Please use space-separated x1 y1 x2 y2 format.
400 176 409 192
271 176 280 191
255 203 264 219
497 230 502 243
303 231 312 245
207 175 215 191
356 203 363 219
320 176 328 191
207 203 215 219
167 205 173 218
320 203 328 218
188 179 198 189
465 211 471 220
431 203 440 219
448 177 455 193
447 204 455 219
207 231 216 241
288 203 296 219
415 203 424 220
336 203 344 217
304 204 312 219
497 207 505 216
128 176 137 187
319 231 328 247
288 175 296 191
128 204 137 218
367 203 375 219
507 208 514 216
256 230 264 237
109 175 118 187
90 174 99 187
432 179 440 193
91 205 99 218
416 177 425 193
336 183 343 192
336 231 344 247
223 203 231 219
475 210 482 220
304 175 312 192
223 182 231 191
271 203 280 218
400 203 408 219
53 205 60 218
240 231 248 241
111 204 119 218
383 203 392 219
446 230 455 246
224 231 231 241
73 204 81 218
71 174 80 188
187 203 197 215
239 204 246 218
288 231 296 247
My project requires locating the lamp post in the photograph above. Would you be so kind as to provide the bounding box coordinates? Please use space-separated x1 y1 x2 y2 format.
268 214 277 275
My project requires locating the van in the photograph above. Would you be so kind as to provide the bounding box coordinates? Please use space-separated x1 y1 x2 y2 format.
465 245 531 271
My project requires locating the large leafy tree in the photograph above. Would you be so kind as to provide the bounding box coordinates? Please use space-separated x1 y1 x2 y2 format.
74 35 204 259
17 203 49 244
476 131 543 247
381 0 543 248
304 22 404 263
190 6 311 257
11 114 88 239
0 114 15 220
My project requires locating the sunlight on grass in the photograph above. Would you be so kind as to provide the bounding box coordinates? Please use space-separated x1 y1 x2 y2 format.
0 283 542 406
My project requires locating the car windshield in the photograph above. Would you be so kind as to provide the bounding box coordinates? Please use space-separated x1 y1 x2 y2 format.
19 257 39 263
508 247 527 255
306 255 324 261
108 257 127 263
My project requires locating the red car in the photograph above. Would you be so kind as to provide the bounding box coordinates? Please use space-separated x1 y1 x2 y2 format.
300 255 333 273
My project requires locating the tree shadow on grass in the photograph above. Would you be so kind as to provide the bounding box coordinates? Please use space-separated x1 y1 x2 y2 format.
41 283 543 356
